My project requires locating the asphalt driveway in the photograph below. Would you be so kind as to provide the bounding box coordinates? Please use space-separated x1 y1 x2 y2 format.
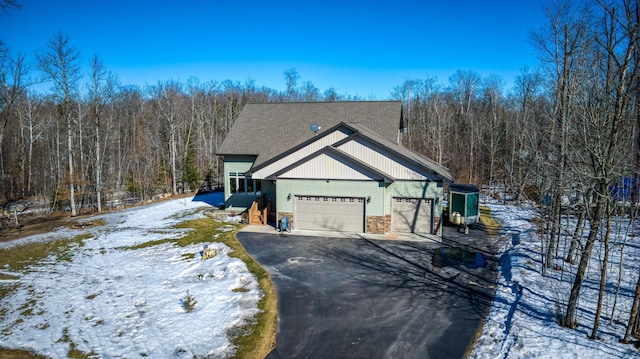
237 225 498 359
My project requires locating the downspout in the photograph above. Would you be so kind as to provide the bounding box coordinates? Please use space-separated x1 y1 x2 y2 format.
383 180 388 234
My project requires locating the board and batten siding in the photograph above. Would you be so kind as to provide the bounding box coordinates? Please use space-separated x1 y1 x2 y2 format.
337 138 437 181
276 153 381 181
250 129 352 179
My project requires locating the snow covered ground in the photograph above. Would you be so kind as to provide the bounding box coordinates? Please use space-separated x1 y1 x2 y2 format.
2 193 639 358
470 199 640 358
0 195 262 358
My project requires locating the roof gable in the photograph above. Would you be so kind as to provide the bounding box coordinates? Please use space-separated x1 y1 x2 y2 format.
248 122 354 179
248 121 452 183
270 146 395 183
217 101 403 167
334 129 454 182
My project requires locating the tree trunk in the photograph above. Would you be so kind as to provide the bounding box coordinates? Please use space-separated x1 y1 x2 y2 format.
95 111 102 212
633 1 640 208
546 193 562 268
566 208 585 264
622 271 640 342
563 183 605 328
611 216 632 325
590 207 612 339
170 122 177 195
67 110 77 217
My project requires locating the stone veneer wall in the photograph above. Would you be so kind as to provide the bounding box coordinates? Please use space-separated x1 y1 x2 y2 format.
367 215 391 234
278 212 294 229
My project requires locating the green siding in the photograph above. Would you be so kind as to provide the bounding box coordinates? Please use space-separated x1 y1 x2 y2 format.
276 179 385 216
261 180 276 208
450 191 479 219
466 193 479 217
222 154 447 223
385 181 444 215
223 155 256 210
451 193 466 214
276 179 444 217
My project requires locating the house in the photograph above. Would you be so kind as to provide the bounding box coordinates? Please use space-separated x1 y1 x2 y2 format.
216 101 454 235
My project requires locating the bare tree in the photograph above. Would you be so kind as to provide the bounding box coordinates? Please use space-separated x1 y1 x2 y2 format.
623 0 640 342
563 0 638 331
323 87 340 102
0 0 20 13
283 67 300 101
532 0 592 271
0 49 27 196
507 67 543 203
37 32 81 216
448 69 481 183
88 54 116 212
300 81 320 102
151 80 184 195
480 75 506 193
15 91 47 196
392 79 420 149
427 91 453 165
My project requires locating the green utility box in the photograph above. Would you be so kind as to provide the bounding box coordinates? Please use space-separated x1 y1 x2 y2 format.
448 184 480 233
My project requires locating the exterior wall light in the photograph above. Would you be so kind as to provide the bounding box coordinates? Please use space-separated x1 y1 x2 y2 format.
287 193 291 200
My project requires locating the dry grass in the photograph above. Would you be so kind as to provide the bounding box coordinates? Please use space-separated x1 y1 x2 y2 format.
0 234 91 272
479 205 500 238
464 205 501 359
226 239 277 359
171 219 277 358
0 348 45 359
0 233 92 358
120 217 277 358
0 213 277 359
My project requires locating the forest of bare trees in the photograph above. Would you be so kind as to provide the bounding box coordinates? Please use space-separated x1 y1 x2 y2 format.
0 50 357 209
1 0 639 346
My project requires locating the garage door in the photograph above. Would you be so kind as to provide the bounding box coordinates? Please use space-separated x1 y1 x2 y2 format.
392 198 433 233
295 195 365 232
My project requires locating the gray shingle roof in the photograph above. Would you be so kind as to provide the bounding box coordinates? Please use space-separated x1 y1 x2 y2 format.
217 101 403 167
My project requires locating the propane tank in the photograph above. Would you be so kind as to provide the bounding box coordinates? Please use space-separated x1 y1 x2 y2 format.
452 212 461 225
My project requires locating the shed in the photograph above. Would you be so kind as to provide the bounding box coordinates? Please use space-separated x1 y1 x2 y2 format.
448 184 480 233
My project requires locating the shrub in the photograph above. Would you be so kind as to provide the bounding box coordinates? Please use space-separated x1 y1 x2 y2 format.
181 291 197 313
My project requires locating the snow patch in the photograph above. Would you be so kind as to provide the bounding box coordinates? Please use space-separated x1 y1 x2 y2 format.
0 194 261 358
469 199 639 358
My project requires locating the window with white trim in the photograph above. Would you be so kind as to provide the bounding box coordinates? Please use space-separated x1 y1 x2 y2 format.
229 172 261 195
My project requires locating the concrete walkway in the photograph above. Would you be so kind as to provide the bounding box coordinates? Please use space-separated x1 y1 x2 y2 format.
240 224 442 243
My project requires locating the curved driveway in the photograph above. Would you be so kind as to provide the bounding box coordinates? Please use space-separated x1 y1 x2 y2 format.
237 226 497 359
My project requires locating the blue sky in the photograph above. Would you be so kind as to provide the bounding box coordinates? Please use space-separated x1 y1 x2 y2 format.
2 0 548 98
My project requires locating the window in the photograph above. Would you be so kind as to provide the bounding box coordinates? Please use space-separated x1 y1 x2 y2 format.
229 172 237 193
247 178 254 193
229 172 261 195
237 172 246 193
